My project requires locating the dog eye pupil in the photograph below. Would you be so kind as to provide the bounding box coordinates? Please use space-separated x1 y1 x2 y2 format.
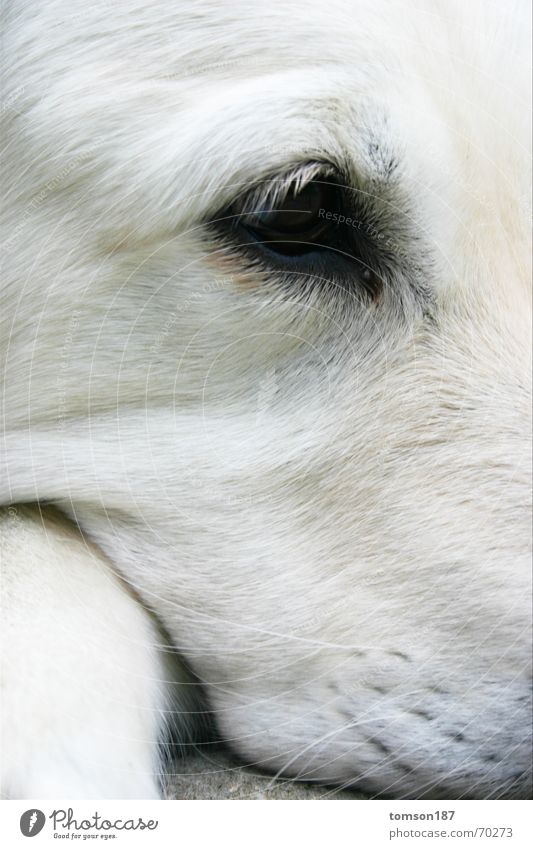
247 182 324 234
240 180 331 251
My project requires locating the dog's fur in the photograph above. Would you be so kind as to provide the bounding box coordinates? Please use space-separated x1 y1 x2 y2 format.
1 0 531 799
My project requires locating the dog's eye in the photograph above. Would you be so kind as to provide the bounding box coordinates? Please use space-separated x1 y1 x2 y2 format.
236 180 336 256
213 166 385 301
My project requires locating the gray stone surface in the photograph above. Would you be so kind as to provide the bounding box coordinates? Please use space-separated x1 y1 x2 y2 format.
164 749 366 800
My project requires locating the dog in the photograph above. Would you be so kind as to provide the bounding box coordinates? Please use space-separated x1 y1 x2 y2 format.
1 0 531 799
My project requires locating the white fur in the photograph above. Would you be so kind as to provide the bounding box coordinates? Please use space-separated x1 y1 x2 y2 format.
0 505 191 798
1 0 531 798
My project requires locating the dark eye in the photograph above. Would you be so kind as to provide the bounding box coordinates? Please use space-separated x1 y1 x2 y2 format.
213 165 384 302
237 180 338 256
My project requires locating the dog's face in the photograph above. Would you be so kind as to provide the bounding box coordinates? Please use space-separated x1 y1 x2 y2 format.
2 0 531 797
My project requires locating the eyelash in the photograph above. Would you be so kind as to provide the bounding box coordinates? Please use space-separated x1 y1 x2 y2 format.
234 162 337 219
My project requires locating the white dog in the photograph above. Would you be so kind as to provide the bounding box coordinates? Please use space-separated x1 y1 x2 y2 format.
1 0 531 799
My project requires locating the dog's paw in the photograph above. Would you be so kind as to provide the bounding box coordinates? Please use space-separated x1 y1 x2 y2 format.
0 506 193 799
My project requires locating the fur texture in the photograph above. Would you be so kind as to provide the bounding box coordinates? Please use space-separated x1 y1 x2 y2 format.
1 0 531 798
